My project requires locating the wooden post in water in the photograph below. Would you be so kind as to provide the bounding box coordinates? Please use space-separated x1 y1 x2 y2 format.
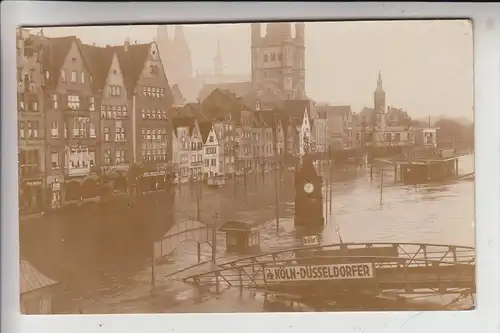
151 242 156 289
197 241 201 263
196 180 201 221
275 162 280 233
329 161 333 213
379 169 384 206
212 213 218 264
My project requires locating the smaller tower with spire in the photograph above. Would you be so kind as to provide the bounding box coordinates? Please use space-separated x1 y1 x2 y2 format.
374 70 387 128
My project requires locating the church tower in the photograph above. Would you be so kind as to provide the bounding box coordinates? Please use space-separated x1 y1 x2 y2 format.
156 25 193 86
213 39 224 83
251 22 306 100
374 70 386 128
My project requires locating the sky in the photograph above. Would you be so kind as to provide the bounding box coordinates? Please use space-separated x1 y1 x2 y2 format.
30 20 474 120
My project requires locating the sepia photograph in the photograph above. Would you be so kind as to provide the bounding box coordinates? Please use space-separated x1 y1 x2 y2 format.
16 19 475 315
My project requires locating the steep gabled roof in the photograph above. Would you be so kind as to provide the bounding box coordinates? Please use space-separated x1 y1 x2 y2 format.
198 81 253 102
172 84 186 106
283 100 311 119
77 43 115 91
20 260 58 294
199 121 214 143
241 89 283 111
173 102 207 121
114 42 151 94
256 111 276 128
172 116 195 137
40 36 78 88
201 88 244 123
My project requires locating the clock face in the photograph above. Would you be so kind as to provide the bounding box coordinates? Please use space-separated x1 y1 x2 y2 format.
304 182 314 194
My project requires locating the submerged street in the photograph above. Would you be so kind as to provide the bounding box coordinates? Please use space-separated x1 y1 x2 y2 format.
20 154 475 313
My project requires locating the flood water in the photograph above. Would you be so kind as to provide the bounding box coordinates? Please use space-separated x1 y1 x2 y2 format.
19 154 475 313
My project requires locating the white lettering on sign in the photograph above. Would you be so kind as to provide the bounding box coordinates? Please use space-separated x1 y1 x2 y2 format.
302 235 319 246
264 263 375 282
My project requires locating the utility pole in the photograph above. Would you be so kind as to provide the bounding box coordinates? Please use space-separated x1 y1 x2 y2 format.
211 212 218 264
232 142 237 196
196 177 201 221
273 113 279 234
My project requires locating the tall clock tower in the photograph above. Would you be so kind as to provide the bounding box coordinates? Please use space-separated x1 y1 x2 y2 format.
251 22 306 100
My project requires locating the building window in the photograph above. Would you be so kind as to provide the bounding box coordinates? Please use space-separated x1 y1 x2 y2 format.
88 96 95 111
115 121 124 141
89 151 95 167
19 121 25 138
81 72 85 84
60 69 66 82
110 85 121 97
211 159 216 167
68 95 80 109
17 67 22 82
104 150 111 165
104 127 110 141
50 94 58 109
150 65 158 76
51 152 59 169
27 121 38 138
270 53 276 61
29 69 35 83
115 150 125 164
70 70 77 83
263 53 268 62
51 121 59 138
90 123 96 138
209 135 214 143
204 159 209 167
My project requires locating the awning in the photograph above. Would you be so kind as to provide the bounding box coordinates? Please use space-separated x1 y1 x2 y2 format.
20 260 58 294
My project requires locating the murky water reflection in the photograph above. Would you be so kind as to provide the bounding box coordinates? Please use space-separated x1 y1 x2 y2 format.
20 154 475 313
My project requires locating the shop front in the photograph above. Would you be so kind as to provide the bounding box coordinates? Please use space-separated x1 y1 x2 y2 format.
64 175 101 204
19 177 44 215
138 169 170 194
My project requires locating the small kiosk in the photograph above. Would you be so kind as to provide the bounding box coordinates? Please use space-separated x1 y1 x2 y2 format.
219 220 261 255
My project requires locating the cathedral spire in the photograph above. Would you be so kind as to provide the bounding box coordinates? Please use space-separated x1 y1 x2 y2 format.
174 25 186 43
214 38 223 79
376 70 383 91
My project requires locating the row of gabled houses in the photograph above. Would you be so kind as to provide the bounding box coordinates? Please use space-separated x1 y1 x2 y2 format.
17 27 434 215
17 29 173 214
170 88 328 184
17 29 328 215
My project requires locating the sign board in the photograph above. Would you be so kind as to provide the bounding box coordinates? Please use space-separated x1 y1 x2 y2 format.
143 171 166 177
26 180 42 186
302 235 319 246
264 263 375 282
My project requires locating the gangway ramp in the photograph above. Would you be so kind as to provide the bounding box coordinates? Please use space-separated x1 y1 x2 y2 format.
182 242 475 299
